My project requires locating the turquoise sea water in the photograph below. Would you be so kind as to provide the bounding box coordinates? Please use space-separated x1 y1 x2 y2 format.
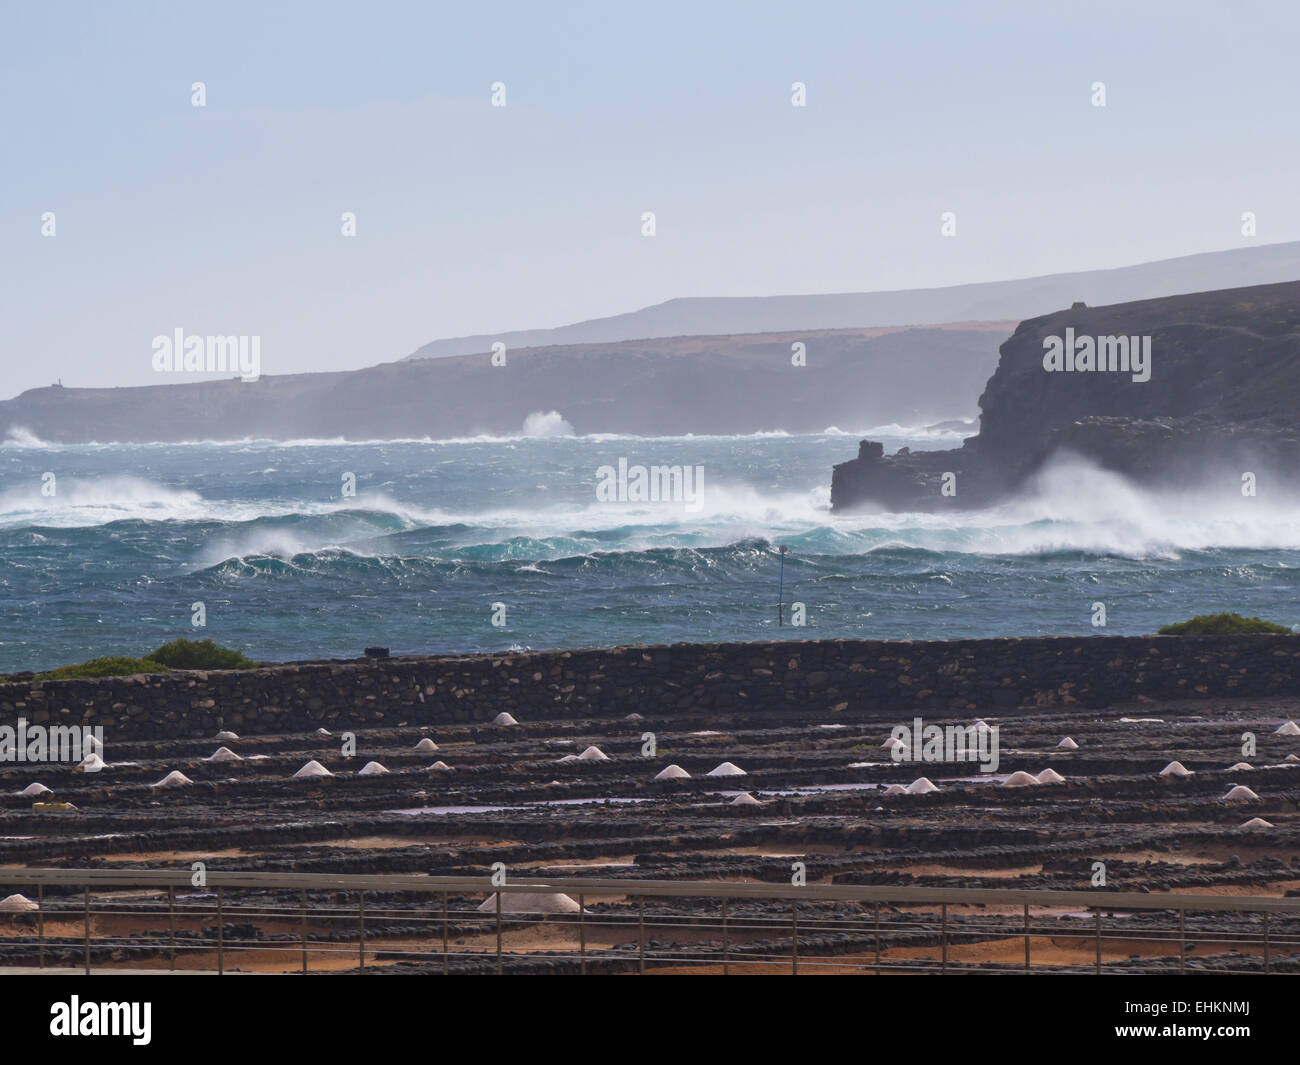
3 426 1299 673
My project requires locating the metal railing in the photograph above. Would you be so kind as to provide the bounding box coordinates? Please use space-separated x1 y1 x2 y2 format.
1 869 1298 975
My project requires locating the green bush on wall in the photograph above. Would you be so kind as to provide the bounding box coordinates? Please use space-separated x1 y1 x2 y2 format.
1158 612 1292 635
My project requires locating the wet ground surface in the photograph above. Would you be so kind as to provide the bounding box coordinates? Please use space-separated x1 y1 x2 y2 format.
2 696 1299 974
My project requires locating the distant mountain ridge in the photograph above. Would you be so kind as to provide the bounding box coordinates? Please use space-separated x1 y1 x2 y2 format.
407 242 1300 360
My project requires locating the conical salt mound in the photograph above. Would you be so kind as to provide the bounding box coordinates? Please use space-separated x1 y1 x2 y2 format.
215 730 239 741
1035 768 1066 784
18 783 51 797
1057 737 1079 750
881 737 905 752
477 892 581 914
906 777 939 794
1274 720 1300 736
881 784 908 796
1287 754 1300 764
84 733 103 754
654 764 691 780
293 760 332 779
1223 785 1260 801
0 894 38 913
413 738 438 753
624 713 644 721
1002 771 1039 787
151 770 193 789
205 746 242 762
729 791 762 806
427 761 453 772
706 762 746 777
357 761 389 776
313 728 332 737
1159 761 1193 778
1240 817 1274 829
79 753 106 772
577 746 609 761
556 754 579 763
492 712 518 726
971 720 992 733
1227 762 1254 772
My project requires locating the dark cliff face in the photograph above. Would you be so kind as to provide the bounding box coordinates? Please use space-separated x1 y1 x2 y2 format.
0 326 1006 443
831 279 1300 511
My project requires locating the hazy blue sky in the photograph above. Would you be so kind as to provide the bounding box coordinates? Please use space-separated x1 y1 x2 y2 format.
2 0 1297 396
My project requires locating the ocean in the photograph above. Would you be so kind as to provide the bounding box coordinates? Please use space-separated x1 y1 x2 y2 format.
3 423 1299 673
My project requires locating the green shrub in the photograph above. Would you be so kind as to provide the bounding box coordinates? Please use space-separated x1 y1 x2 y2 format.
147 638 257 670
40 656 171 679
1157 612 1292 636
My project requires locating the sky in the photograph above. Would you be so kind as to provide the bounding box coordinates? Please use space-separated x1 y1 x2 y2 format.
2 0 1298 396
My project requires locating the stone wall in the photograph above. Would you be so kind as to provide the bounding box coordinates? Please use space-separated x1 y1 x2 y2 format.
1 635 1297 741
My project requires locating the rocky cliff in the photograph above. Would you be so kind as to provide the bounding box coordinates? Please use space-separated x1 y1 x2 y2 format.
830 280 1300 511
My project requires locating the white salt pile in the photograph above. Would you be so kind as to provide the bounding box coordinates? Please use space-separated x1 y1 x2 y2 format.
1001 771 1039 787
492 712 518 726
555 754 579 763
215 730 239 742
18 783 52 797
1240 817 1274 829
1222 785 1260 802
577 746 609 761
1274 720 1300 736
971 720 992 733
427 761 453 772
79 754 106 772
882 784 908 796
0 894 38 913
205 747 242 762
1159 761 1193 778
1120 717 1164 724
1287 754 1300 764
151 770 193 789
706 762 746 777
477 892 581 914
314 728 332 737
1227 762 1254 772
881 737 905 753
906 777 939 794
84 733 103 754
413 738 439 753
293 760 333 779
1057 737 1079 750
625 713 644 721
357 761 389 776
1035 768 1066 784
654 764 691 780
730 792 762 806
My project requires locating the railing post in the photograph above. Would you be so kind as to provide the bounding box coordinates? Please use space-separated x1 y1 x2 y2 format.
217 887 224 975
442 891 449 974
1263 911 1270 973
300 889 308 974
358 891 365 970
495 889 503 975
638 897 645 974
1023 904 1030 971
874 901 881 975
168 886 176 971
37 883 44 969
578 893 586 975
791 901 798 975
1178 908 1186 973
83 887 90 975
722 896 729 975
941 903 948 973
1094 909 1102 974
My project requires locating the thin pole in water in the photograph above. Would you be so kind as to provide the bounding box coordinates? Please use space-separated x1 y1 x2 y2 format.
777 545 788 626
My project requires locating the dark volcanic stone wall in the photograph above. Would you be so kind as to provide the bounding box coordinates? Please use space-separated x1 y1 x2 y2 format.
2 636 1298 741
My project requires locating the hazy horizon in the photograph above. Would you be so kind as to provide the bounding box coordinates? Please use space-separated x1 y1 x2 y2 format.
5 0 1299 395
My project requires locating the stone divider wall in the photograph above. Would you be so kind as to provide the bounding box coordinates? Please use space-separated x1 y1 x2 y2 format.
1 635 1298 741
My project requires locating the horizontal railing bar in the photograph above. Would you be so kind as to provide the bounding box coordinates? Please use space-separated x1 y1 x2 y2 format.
5 868 1300 913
